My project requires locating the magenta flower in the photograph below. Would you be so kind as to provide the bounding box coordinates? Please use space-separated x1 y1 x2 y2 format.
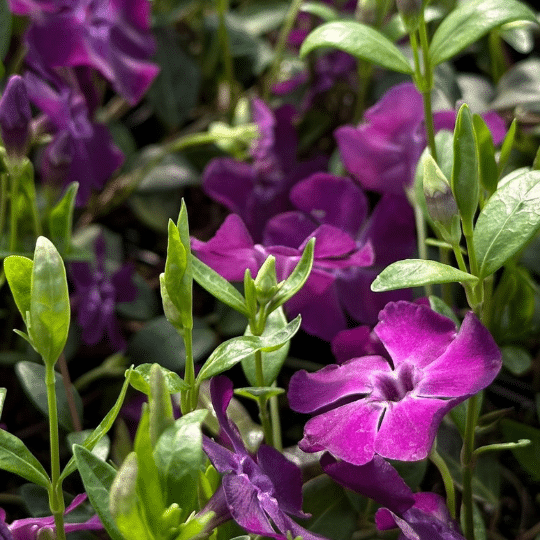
321 454 466 540
203 99 327 242
0 494 102 540
10 0 159 105
200 376 326 540
70 234 137 350
288 301 502 465
335 82 507 195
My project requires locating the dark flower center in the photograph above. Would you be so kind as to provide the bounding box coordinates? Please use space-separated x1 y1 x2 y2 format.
374 362 418 403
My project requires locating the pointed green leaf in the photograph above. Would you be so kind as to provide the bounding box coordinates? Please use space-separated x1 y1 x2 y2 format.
429 0 536 66
473 170 540 279
3 255 33 322
473 114 498 195
191 255 248 316
300 1 339 21
498 118 517 178
372 259 478 292
73 445 125 540
0 428 50 488
29 237 70 365
149 364 174 447
300 21 413 74
48 182 79 255
130 363 188 395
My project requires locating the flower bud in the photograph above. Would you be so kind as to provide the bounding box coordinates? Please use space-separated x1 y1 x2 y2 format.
0 75 32 161
396 0 423 32
254 255 279 305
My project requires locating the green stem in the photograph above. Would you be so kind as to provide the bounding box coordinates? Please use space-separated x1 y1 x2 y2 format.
269 384 283 452
9 170 20 252
411 189 432 296
254 349 274 447
429 446 456 519
264 0 304 101
45 363 66 540
184 326 198 413
461 393 479 540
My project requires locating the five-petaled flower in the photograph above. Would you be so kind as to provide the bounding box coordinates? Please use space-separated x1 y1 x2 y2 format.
288 301 502 465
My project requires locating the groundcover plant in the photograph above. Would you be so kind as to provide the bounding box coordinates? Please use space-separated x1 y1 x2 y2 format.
2 1 540 540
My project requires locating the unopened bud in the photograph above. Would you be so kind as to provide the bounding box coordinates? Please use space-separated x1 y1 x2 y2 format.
396 0 423 32
254 256 279 305
423 155 458 227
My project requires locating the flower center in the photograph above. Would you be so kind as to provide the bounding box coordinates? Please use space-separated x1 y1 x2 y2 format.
374 362 417 403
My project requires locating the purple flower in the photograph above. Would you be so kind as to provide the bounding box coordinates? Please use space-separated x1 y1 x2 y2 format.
10 0 159 105
203 99 327 242
200 376 326 540
321 454 466 540
0 75 32 160
288 301 502 465
70 234 137 350
335 82 507 195
264 173 416 329
24 70 124 205
191 212 374 340
0 494 102 540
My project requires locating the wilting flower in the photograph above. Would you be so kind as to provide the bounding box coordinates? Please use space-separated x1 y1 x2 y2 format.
203 99 327 242
70 234 137 350
335 82 507 195
289 301 502 465
0 75 32 160
321 454 466 540
199 376 326 540
0 494 102 540
10 0 159 105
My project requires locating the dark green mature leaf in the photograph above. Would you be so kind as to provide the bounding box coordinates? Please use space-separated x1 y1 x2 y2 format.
0 429 50 488
473 170 540 279
15 361 83 432
371 259 478 292
73 445 124 540
501 346 532 375
48 182 78 256
3 255 33 323
191 255 248 316
429 0 536 66
300 21 413 74
500 420 540 481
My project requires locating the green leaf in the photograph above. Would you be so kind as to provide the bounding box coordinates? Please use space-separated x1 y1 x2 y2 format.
429 0 536 66
0 387 5 419
73 445 125 540
196 315 301 382
28 237 70 365
268 238 315 313
67 431 110 462
130 363 189 395
242 307 290 386
300 21 413 74
148 364 175 447
473 170 540 279
60 368 133 482
500 420 540 481
234 386 285 401
472 114 498 195
451 104 479 236
498 118 517 178
371 259 478 292
300 1 339 21
154 410 207 511
191 255 248 316
3 255 33 323
502 346 532 375
165 219 187 311
0 429 50 488
48 182 79 255
15 361 83 432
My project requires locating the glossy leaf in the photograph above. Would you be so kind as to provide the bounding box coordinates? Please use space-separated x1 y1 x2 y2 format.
451 104 478 236
472 114 498 195
130 363 188 395
60 367 134 481
196 315 301 382
429 0 536 66
73 445 125 540
28 237 70 366
154 410 207 511
191 255 248 316
371 259 478 292
67 431 110 463
473 170 540 279
3 255 33 324
48 182 79 255
300 21 413 74
0 429 50 488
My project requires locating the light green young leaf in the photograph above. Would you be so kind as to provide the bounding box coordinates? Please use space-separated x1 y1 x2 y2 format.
148 364 174 447
300 21 413 74
0 428 50 488
73 445 125 540
164 219 187 313
498 118 517 178
48 182 79 255
28 237 70 366
473 170 540 279
130 363 188 395
371 259 478 292
300 1 339 21
472 114 498 195
0 388 5 419
429 0 536 66
3 255 33 324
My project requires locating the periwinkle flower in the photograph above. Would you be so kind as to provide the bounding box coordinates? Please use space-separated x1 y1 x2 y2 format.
10 0 159 105
288 301 502 465
0 494 102 540
335 82 507 195
203 99 327 242
200 376 326 540
70 234 137 350
0 75 32 160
